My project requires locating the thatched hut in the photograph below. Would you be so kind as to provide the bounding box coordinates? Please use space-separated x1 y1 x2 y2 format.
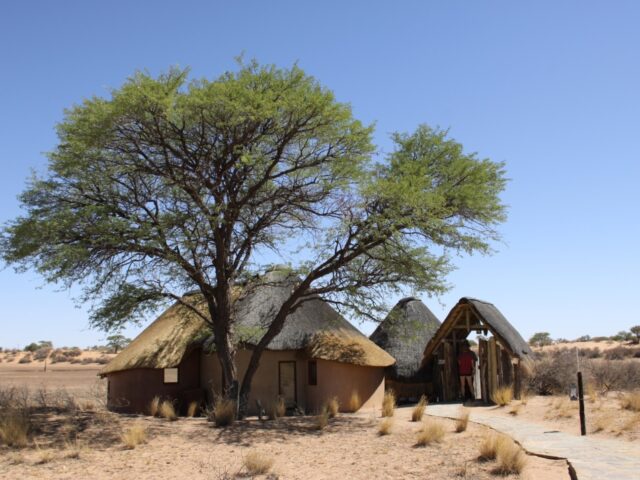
421 297 532 402
100 270 395 415
369 297 441 401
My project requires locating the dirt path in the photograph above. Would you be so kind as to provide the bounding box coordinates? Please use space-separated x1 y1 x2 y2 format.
424 403 640 480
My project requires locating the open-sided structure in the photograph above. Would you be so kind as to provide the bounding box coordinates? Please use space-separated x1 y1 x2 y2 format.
100 269 395 415
421 297 531 402
369 297 440 400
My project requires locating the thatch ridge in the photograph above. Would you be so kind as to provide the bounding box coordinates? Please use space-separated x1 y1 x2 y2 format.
422 297 532 362
370 297 441 380
102 270 394 374
100 295 210 375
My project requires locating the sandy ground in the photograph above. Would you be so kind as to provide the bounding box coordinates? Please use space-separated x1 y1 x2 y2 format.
0 362 572 480
475 393 640 442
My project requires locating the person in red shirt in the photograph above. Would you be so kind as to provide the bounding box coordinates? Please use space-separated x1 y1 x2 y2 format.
457 340 478 400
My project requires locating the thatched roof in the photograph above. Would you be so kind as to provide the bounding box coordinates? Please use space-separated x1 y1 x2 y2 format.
369 297 441 381
101 270 394 375
100 295 209 375
422 297 532 362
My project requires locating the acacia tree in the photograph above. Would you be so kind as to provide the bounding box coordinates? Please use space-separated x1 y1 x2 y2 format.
1 62 507 415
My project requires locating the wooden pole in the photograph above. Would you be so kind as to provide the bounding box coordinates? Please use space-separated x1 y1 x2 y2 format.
577 371 586 436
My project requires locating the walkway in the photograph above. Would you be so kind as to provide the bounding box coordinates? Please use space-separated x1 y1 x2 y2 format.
425 404 640 480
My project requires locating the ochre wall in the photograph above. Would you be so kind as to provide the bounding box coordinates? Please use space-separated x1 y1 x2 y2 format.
305 359 386 414
202 352 386 415
106 348 201 414
201 349 308 414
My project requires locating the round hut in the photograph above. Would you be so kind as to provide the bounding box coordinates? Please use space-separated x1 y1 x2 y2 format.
369 297 441 401
100 269 395 415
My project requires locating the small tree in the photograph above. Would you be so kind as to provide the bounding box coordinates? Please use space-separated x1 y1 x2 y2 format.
529 332 552 348
106 334 131 353
630 325 640 344
1 62 507 416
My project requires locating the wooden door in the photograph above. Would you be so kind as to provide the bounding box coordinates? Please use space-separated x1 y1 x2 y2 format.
278 361 297 408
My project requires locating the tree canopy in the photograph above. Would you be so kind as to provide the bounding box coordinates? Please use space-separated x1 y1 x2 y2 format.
1 61 507 413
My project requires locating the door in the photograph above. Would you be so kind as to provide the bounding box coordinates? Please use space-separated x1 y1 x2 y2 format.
278 361 297 408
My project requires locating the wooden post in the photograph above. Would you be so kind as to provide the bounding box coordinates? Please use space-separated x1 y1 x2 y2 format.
577 371 586 436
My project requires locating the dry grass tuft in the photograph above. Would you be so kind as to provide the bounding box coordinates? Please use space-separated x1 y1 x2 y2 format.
35 448 54 465
494 437 527 475
411 395 427 422
243 450 274 476
622 414 640 432
63 439 84 459
620 391 640 412
547 397 576 419
586 383 599 404
415 419 445 446
592 413 614 433
213 397 236 427
381 390 396 417
378 417 393 436
121 424 147 449
520 392 529 406
0 411 29 448
491 385 513 406
455 408 470 432
478 433 509 461
275 396 286 418
149 396 160 417
159 400 177 421
315 408 329 431
325 396 340 418
348 390 361 412
187 401 199 418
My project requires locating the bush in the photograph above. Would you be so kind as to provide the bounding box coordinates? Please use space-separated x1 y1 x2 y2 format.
67 347 82 357
121 424 147 449
18 355 32 364
455 408 470 432
159 400 177 421
24 343 39 353
494 438 527 475
243 451 274 476
315 408 329 431
212 397 236 427
378 417 393 436
415 419 445 446
348 390 361 412
33 348 51 361
95 355 110 365
0 410 29 448
50 353 69 364
325 396 339 418
381 390 395 417
620 391 640 412
604 346 633 360
491 386 513 406
411 395 427 422
149 396 160 417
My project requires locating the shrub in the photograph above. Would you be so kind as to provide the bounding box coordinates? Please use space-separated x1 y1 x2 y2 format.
187 401 199 417
121 424 147 449
381 390 396 417
50 353 69 364
0 411 29 448
491 386 513 406
213 397 236 427
378 417 393 436
67 347 82 357
325 396 339 418
95 355 110 365
478 433 508 461
494 438 527 475
455 408 470 432
18 355 32 364
416 419 445 446
604 346 633 360
159 400 177 421
33 348 51 361
411 395 427 422
243 451 274 476
149 396 160 417
315 408 329 431
348 390 361 412
620 391 640 412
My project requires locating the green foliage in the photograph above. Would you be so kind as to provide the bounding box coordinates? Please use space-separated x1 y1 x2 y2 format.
630 326 640 343
24 341 52 352
105 334 131 353
529 332 552 348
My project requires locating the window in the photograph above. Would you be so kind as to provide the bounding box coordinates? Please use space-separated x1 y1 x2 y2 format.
308 361 317 386
164 367 178 384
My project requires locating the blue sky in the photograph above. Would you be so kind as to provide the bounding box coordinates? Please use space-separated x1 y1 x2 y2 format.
1 1 638 348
